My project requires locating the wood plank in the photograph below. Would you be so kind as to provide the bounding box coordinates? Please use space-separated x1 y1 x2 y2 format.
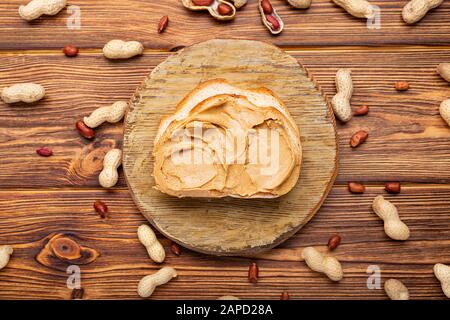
1 48 450 187
0 185 448 299
1 0 450 50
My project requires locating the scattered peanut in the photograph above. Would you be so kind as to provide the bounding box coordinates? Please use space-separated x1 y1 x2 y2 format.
138 224 166 263
437 63 450 83
170 242 181 256
36 147 52 157
384 279 409 300
83 101 128 128
158 15 169 33
19 0 67 21
395 81 410 91
230 0 247 8
348 182 365 194
353 105 369 116
439 99 450 127
75 120 95 139
217 295 240 300
103 40 144 60
433 263 450 298
372 195 410 240
332 0 374 19
327 234 341 251
280 291 289 300
192 0 214 5
137 267 177 298
402 0 444 24
331 69 353 122
0 245 13 270
286 0 311 9
218 3 233 15
385 182 401 194
350 130 368 148
99 148 122 188
63 45 78 57
248 262 259 283
93 200 108 218
1 83 45 104
302 246 343 281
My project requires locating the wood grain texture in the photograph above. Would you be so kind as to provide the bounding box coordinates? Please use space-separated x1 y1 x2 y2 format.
123 39 337 255
0 185 448 299
1 48 450 187
1 0 450 50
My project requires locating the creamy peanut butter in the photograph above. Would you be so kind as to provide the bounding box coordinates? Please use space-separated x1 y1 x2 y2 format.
153 91 301 198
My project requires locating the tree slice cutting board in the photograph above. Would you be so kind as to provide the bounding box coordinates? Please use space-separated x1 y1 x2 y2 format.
123 39 338 256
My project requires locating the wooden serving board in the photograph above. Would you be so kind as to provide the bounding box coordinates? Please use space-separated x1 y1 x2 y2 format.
123 39 338 256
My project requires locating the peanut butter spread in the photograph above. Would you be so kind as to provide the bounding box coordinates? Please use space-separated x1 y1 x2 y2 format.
153 89 302 198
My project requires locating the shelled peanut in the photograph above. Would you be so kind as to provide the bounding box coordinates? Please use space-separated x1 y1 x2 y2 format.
332 0 374 19
372 195 410 240
83 101 128 128
402 0 444 24
0 245 13 271
1 83 45 104
259 0 284 34
137 267 177 298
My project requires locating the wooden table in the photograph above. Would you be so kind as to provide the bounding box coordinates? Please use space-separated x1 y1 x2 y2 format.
0 0 449 300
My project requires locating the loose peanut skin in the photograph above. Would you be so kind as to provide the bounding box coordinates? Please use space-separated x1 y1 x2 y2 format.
384 279 409 300
433 263 450 298
437 63 450 83
1 83 45 104
83 101 128 128
103 40 144 60
99 149 122 188
0 245 13 270
138 267 177 298
331 69 353 122
372 195 410 240
302 246 343 281
332 0 374 19
19 0 67 21
402 0 444 24
137 224 166 263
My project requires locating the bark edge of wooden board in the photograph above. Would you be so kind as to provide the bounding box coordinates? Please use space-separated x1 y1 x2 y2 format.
123 39 338 256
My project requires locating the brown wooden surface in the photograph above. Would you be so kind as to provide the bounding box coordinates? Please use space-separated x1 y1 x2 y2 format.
0 0 450 300
124 39 337 255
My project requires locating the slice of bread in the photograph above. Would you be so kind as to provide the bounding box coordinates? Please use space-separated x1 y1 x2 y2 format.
153 79 302 198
